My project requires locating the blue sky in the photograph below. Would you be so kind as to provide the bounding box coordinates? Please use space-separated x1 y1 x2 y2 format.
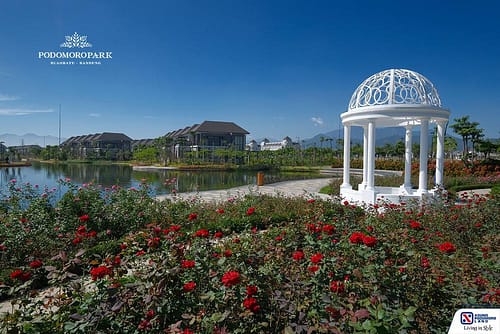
0 0 499 142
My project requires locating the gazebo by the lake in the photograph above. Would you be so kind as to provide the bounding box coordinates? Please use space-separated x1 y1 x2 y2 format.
340 69 451 204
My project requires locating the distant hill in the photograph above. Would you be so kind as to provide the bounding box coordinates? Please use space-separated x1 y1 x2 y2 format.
302 127 464 149
0 133 64 147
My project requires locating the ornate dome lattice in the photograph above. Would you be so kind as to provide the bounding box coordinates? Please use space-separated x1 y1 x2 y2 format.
348 69 442 111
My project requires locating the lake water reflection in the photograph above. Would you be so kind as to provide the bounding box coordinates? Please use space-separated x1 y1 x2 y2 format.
0 162 318 199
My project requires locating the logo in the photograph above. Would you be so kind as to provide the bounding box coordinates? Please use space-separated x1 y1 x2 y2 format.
460 312 474 325
60 32 92 48
37 32 112 66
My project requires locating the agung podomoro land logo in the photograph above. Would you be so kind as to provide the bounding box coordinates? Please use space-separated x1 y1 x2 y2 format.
37 32 112 65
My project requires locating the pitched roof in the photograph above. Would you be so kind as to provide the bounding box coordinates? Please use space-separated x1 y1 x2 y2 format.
194 121 249 134
93 132 132 141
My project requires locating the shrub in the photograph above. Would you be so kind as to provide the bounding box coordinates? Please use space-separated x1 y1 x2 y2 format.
0 182 498 333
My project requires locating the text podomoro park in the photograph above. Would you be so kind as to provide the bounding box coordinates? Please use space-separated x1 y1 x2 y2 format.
38 51 112 59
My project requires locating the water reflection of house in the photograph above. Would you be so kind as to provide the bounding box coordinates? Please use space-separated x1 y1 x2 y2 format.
166 121 250 158
61 132 132 160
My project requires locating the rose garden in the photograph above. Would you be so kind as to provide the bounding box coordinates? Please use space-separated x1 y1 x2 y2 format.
0 160 498 333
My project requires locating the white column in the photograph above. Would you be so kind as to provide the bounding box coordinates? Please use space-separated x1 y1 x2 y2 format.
361 125 368 190
341 124 351 188
366 121 376 190
418 118 429 194
435 121 446 186
403 125 413 190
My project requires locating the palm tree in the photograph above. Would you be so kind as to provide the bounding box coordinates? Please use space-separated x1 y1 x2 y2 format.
449 116 480 160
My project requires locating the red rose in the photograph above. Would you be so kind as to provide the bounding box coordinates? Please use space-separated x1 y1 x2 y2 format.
216 208 225 214
322 224 335 235
421 257 430 268
223 249 232 257
183 281 196 292
214 231 223 238
308 265 320 273
147 237 161 248
221 271 240 287
310 253 323 264
79 215 89 223
10 269 24 280
330 280 345 294
29 260 43 269
146 309 155 319
246 285 258 296
90 266 112 280
169 225 181 232
20 271 32 282
292 250 304 261
193 229 210 238
136 250 145 256
72 237 82 245
181 260 195 268
243 297 260 312
438 242 456 254
138 319 151 330
409 220 422 229
246 207 255 216
362 235 377 247
11 270 31 282
188 213 198 221
349 232 365 244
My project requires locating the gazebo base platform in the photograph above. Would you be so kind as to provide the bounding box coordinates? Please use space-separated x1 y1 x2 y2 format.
340 186 438 205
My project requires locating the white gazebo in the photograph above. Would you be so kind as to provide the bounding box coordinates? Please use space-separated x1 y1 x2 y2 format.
340 69 450 204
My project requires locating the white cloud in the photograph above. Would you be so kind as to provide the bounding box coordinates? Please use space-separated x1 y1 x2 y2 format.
0 108 53 116
311 117 324 126
89 113 101 117
0 94 19 101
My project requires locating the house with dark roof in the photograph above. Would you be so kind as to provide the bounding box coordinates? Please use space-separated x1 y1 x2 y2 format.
61 132 132 160
8 145 42 158
165 121 250 157
132 138 156 149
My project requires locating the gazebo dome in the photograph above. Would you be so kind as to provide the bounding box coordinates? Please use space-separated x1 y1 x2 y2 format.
348 69 442 111
340 68 451 205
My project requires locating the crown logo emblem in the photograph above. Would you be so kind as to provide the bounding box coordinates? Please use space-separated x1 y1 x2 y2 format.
60 32 92 48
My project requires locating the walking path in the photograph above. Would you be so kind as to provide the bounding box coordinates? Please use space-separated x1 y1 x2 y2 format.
156 178 335 202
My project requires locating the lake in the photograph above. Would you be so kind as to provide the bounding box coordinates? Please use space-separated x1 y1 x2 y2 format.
0 162 320 199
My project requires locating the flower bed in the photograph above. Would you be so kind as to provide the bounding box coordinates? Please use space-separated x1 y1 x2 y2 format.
0 181 499 333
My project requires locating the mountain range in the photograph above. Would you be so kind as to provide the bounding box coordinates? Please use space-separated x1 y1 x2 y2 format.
0 133 65 147
259 127 464 149
0 128 469 150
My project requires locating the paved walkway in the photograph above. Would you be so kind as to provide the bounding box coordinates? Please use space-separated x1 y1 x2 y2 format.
156 178 336 202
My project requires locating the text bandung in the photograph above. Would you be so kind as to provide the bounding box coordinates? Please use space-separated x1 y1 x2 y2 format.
38 51 112 59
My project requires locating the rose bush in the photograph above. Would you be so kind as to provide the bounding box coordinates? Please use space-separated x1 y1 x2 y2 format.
0 180 498 333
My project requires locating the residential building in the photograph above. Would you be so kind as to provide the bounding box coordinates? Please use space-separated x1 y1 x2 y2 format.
166 121 250 157
8 145 42 159
259 136 298 151
61 132 132 160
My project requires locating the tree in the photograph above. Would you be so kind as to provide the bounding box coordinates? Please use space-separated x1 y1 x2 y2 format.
133 147 158 164
444 136 458 159
477 139 497 159
395 140 405 160
449 116 480 160
469 127 484 160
